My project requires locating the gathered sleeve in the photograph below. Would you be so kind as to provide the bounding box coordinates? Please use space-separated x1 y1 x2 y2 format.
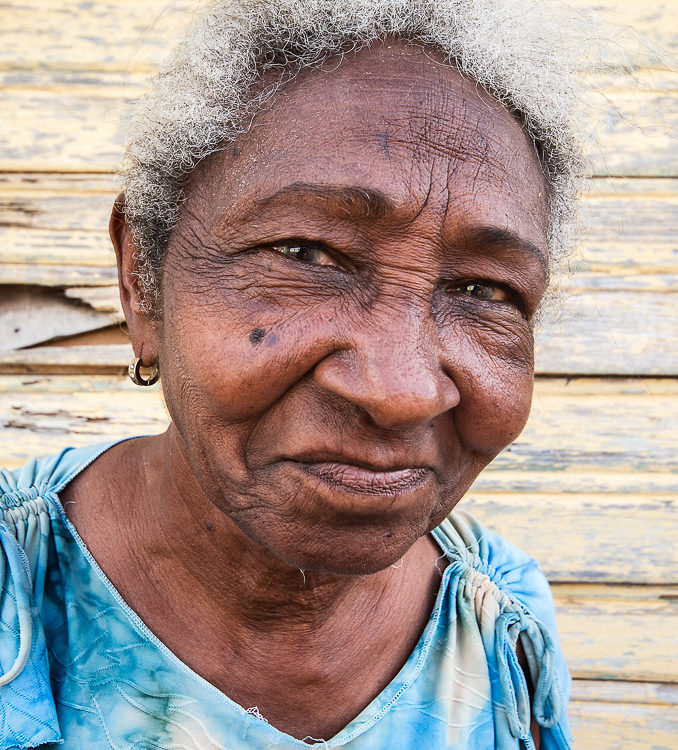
0 463 62 748
436 510 574 750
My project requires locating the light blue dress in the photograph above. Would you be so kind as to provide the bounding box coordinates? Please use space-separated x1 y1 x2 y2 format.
0 441 573 749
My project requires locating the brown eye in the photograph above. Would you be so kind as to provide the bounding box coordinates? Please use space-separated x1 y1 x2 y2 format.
456 282 511 303
273 243 336 266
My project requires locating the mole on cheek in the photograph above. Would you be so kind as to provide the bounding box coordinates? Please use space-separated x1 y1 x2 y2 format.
249 328 266 345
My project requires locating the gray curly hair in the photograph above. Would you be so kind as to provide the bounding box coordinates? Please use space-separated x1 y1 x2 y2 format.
122 0 589 312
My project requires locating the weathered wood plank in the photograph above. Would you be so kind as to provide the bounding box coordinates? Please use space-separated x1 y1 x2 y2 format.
586 87 678 177
1 376 675 583
1 289 674 376
0 264 118 287
0 1 198 73
0 83 134 173
0 228 116 267
1 175 677 374
568 699 678 750
569 0 678 59
0 0 675 73
571 678 678 705
569 679 678 749
553 584 678 682
63 286 123 314
0 345 132 374
3 175 677 289
533 290 678 375
1 70 677 175
466 492 677 583
0 287 118 351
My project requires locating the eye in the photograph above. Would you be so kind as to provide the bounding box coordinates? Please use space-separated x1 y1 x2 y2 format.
271 242 337 267
451 281 513 303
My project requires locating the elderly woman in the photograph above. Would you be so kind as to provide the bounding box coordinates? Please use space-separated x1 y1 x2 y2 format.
0 0 585 748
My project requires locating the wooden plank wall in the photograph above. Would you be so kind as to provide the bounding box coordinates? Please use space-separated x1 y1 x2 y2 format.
1 1 677 746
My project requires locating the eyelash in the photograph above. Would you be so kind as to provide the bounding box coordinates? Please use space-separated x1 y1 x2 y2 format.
448 280 527 315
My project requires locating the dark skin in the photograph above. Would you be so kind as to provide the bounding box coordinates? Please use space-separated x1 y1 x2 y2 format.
63 41 546 743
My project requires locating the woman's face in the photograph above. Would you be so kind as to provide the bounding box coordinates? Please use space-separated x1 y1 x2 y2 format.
143 42 549 574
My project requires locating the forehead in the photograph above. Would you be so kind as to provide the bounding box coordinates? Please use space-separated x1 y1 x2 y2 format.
190 41 548 247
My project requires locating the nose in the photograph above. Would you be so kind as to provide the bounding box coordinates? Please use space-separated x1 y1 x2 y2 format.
313 311 460 430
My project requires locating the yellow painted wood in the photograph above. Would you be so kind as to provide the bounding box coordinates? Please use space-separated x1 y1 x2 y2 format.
0 82 135 173
3 175 677 286
2 172 677 374
0 344 132 374
533 290 678 375
568 0 678 57
0 0 675 74
553 584 678 682
0 264 118 287
0 287 117 351
1 372 675 480
466 492 678 583
569 679 678 749
1 376 675 583
0 1 200 73
1 289 675 375
2 72 676 175
568 700 678 750
63 286 123 314
571 678 678 705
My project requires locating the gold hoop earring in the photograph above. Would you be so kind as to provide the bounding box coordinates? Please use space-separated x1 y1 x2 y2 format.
128 356 160 386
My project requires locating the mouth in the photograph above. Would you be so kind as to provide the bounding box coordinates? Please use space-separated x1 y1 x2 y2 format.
291 460 432 496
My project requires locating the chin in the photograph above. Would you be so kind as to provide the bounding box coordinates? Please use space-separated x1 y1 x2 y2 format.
233 497 444 576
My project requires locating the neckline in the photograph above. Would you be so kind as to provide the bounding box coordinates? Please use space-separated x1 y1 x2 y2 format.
45 437 458 747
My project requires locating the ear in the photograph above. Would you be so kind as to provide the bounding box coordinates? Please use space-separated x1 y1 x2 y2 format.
109 194 160 364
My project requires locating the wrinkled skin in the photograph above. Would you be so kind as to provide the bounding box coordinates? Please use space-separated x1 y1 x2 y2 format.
71 40 548 741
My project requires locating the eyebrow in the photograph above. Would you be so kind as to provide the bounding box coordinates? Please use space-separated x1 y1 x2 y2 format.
252 182 395 221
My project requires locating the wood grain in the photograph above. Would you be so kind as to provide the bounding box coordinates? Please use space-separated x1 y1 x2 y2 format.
1 376 675 583
2 71 676 175
569 697 678 750
1 0 675 73
569 679 678 750
533 290 678 376
0 1 199 73
2 173 676 374
466 492 677 584
0 287 117 351
3 174 677 287
1 293 674 375
553 584 678 682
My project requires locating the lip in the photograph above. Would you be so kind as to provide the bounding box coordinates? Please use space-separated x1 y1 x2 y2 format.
291 460 432 496
287 449 436 474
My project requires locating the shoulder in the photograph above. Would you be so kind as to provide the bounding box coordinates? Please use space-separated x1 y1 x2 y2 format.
434 508 558 632
0 441 118 500
0 448 101 747
433 509 574 749
0 440 130 748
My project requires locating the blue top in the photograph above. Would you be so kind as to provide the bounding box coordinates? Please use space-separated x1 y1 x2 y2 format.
0 441 573 750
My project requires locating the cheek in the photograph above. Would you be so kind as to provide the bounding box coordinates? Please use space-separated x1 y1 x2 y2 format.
441 313 535 456
159 277 344 423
